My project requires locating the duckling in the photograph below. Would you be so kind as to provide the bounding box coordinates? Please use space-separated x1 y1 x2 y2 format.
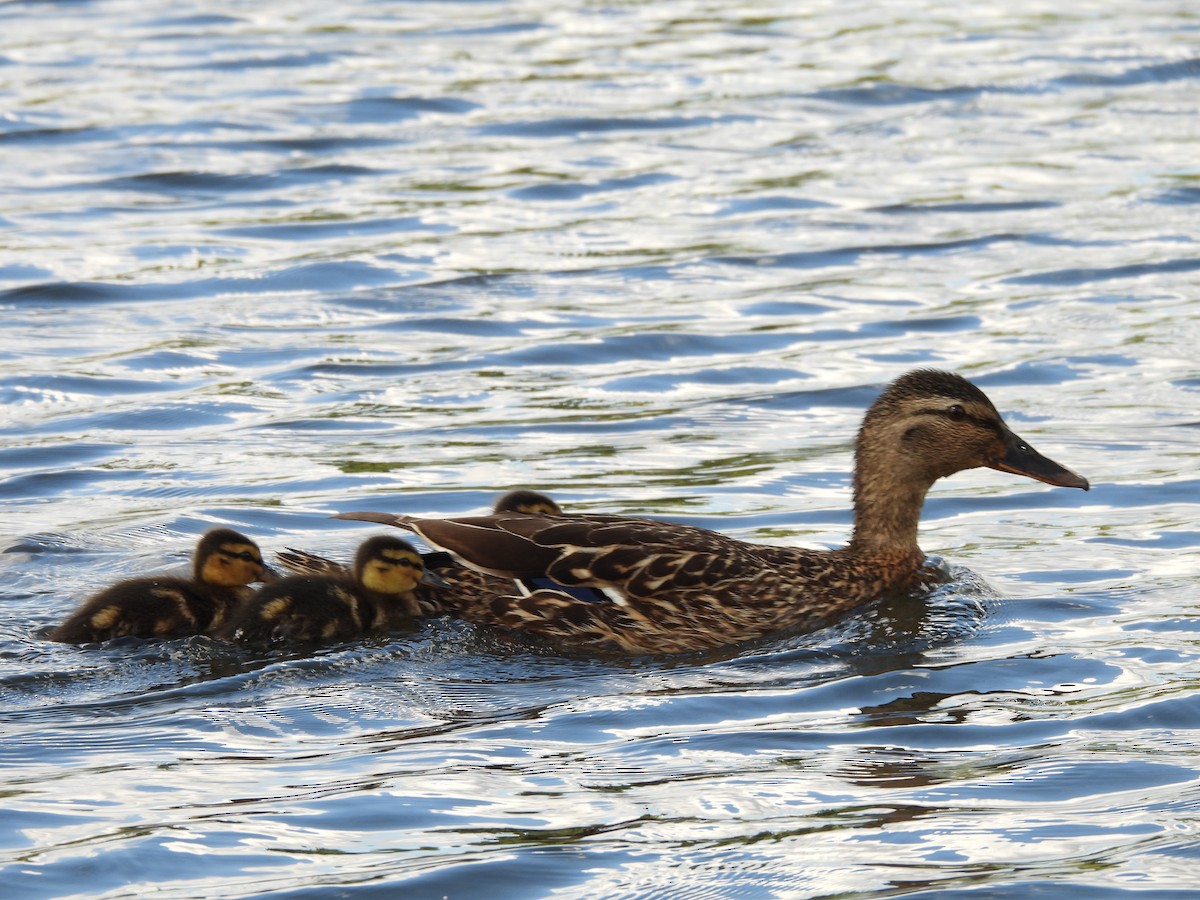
220 535 446 644
493 489 562 516
334 370 1090 655
50 528 270 644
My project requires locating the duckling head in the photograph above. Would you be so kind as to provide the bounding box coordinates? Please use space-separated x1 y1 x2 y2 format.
354 535 448 596
493 489 562 515
195 528 271 588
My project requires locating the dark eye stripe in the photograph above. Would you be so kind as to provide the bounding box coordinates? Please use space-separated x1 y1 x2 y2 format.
220 549 262 565
916 405 1002 434
375 555 422 570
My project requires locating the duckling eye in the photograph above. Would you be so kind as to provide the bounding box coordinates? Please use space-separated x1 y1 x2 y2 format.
946 404 967 421
221 550 262 564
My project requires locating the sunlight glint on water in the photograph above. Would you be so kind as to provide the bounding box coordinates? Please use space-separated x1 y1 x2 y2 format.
2 1 1200 898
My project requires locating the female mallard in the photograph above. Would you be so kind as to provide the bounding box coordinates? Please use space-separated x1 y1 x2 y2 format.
334 370 1090 655
50 528 271 643
220 535 447 644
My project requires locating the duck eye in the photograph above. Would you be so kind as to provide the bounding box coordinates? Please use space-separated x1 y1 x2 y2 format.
946 404 966 421
220 549 261 564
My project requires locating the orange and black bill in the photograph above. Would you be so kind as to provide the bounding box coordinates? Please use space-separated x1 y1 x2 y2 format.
989 427 1089 490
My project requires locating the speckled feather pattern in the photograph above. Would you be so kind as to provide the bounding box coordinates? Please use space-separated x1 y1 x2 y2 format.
405 513 935 654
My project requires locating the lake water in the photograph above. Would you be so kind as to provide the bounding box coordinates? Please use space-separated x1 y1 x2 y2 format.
2 1 1200 897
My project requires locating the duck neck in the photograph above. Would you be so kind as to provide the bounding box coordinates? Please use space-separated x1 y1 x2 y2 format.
847 440 934 560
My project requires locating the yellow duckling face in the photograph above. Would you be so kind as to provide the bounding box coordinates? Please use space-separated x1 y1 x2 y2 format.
354 536 432 596
195 529 269 588
360 549 424 595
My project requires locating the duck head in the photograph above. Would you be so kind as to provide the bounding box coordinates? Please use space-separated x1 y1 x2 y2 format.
857 369 1089 491
493 489 562 515
849 370 1088 555
354 535 449 595
195 528 272 587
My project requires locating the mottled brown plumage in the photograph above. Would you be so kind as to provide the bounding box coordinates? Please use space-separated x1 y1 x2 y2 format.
221 535 446 644
334 371 1090 655
50 528 270 643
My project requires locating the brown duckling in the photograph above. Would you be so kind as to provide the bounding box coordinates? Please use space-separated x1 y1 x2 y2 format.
334 370 1090 655
50 528 270 643
220 535 447 644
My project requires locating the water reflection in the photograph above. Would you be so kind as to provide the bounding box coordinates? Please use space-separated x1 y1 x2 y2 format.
3 0 1200 896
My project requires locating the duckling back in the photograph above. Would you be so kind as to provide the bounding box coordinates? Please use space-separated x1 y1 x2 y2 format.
49 576 239 643
220 575 377 643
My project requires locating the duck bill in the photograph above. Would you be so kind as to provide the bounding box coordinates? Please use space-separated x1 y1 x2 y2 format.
419 568 452 590
989 427 1090 490
257 564 281 584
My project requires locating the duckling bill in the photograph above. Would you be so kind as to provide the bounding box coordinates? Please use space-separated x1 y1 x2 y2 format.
221 535 446 644
333 370 1089 655
50 528 270 644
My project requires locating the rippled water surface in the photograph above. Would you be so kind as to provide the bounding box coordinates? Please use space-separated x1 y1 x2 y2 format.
3 1 1200 897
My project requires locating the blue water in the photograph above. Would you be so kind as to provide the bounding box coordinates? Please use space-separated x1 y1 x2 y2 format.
3 1 1200 897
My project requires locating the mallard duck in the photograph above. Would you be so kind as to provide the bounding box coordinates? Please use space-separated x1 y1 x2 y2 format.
220 535 447 644
333 370 1090 655
274 489 563 579
50 528 271 644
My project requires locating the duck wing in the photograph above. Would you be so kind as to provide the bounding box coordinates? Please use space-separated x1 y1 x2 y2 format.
276 548 347 577
334 511 763 603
